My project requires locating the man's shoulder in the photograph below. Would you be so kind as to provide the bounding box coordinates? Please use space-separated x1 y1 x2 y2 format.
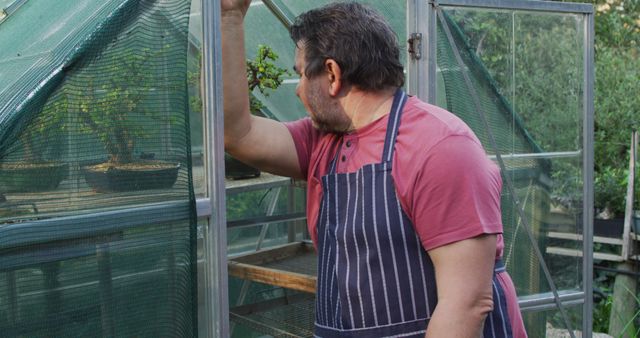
400 96 482 153
285 117 328 145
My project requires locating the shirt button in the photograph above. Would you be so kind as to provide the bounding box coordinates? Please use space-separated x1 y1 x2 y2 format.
346 140 352 148
341 155 347 162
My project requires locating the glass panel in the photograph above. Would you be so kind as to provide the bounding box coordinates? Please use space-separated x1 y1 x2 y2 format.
245 0 408 122
277 0 407 54
227 183 306 256
522 304 583 338
0 0 14 9
436 7 585 299
226 183 308 337
243 1 301 122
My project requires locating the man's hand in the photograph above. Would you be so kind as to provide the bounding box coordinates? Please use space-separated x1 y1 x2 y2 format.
221 0 250 19
425 234 497 338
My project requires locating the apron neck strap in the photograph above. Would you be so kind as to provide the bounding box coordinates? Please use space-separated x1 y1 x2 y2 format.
381 89 408 163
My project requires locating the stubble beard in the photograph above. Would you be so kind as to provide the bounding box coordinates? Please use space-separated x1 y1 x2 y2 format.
306 81 351 134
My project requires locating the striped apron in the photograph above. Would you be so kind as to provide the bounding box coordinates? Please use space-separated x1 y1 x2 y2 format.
313 90 513 338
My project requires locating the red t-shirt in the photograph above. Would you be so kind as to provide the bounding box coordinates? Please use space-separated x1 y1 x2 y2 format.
285 95 505 259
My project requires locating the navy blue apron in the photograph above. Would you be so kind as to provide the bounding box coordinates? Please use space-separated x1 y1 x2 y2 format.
314 90 513 338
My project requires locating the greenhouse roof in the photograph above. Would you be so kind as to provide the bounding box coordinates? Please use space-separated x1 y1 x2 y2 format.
0 0 123 143
0 0 190 150
0 0 546 156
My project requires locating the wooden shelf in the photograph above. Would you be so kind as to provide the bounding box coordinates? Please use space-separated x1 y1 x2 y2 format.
228 241 317 294
545 230 640 262
225 173 295 194
546 247 624 262
547 231 623 245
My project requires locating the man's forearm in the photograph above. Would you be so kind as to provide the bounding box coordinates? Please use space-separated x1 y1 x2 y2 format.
425 235 496 338
221 12 252 149
425 301 489 338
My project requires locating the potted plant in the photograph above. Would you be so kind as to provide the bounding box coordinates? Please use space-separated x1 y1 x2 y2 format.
189 45 288 179
594 166 639 236
225 45 289 179
78 47 181 192
0 98 68 194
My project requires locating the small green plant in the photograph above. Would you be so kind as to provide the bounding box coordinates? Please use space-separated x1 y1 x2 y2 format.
188 44 288 116
595 163 640 219
594 293 613 334
595 166 629 218
245 45 289 114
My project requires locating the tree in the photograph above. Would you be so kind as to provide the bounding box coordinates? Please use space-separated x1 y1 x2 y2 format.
566 0 640 216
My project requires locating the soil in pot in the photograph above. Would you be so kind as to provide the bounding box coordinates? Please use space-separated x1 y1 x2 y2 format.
0 162 68 193
83 161 180 193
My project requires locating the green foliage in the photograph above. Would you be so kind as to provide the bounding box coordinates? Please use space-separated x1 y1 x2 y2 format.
594 46 640 215
594 293 614 333
595 165 639 217
453 2 640 215
594 0 639 48
17 94 67 162
188 44 289 116
246 45 290 113
73 46 175 164
559 1 640 215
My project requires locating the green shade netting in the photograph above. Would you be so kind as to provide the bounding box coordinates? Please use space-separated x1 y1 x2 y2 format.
0 0 197 337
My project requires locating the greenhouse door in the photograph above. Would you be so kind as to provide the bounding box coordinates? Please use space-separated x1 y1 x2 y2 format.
407 0 594 336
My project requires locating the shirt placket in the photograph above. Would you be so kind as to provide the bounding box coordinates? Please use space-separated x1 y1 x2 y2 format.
335 135 358 173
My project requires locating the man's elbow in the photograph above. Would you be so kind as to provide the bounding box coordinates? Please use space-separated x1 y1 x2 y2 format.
223 115 254 152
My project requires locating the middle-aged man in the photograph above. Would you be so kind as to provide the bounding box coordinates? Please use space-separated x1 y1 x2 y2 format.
221 1 527 337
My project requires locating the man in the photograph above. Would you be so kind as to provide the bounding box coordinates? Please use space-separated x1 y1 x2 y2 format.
221 1 526 337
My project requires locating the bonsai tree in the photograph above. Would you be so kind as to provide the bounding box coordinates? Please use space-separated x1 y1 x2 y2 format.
0 94 68 194
226 44 289 179
188 45 288 179
189 44 288 119
74 45 184 192
246 45 289 115
14 97 67 164
78 47 169 167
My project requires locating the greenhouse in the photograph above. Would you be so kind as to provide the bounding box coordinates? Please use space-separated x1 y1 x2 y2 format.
0 0 594 337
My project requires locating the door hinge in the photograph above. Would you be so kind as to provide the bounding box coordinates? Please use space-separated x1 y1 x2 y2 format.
408 33 423 60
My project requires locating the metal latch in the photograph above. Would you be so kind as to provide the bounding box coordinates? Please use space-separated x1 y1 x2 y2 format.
408 33 423 60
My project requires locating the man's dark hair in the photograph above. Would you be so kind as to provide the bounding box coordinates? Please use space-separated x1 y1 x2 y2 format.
290 2 404 91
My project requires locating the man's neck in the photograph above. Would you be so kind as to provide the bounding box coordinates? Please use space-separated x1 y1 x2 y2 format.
344 87 397 131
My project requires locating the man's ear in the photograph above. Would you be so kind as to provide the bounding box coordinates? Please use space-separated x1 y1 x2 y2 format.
324 59 342 97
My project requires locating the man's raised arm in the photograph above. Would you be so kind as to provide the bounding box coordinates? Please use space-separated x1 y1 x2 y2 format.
220 0 302 179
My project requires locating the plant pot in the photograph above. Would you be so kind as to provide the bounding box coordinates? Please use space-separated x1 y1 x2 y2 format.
83 161 180 193
225 153 260 180
593 218 624 238
0 162 68 193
